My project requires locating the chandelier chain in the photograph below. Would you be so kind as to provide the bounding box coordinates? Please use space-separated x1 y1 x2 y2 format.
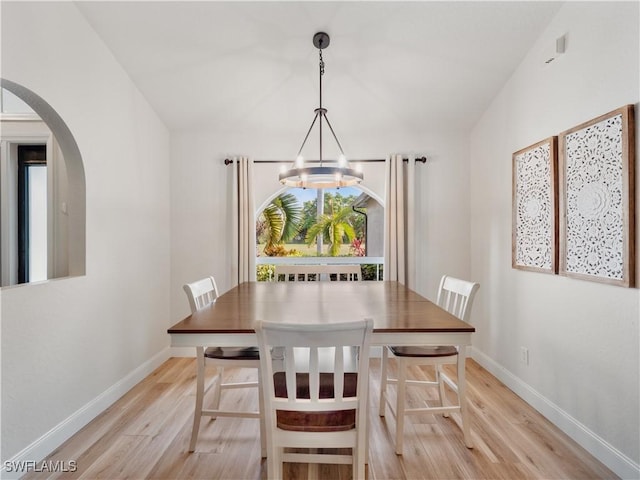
319 48 325 76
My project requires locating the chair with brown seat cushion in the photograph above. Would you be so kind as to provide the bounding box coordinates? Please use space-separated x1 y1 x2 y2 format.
379 275 480 454
183 276 264 454
256 319 373 480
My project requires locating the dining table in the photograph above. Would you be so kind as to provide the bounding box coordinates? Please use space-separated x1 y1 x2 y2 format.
167 280 476 447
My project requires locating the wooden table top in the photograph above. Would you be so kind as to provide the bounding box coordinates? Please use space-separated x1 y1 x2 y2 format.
168 281 475 335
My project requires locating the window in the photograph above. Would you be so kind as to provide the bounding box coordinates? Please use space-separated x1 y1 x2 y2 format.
255 186 384 281
257 187 366 256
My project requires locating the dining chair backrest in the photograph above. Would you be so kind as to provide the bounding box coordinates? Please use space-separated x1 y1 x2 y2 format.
257 319 373 414
183 276 219 314
436 275 480 323
274 264 361 282
256 318 373 478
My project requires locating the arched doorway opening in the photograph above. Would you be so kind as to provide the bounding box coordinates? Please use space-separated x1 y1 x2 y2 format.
0 79 86 286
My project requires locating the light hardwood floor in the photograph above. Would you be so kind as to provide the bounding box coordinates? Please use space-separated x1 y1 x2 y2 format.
23 357 617 480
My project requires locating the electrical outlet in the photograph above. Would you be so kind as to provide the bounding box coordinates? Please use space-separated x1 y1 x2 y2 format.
520 347 529 365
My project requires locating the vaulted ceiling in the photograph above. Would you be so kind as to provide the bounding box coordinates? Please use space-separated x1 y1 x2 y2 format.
76 1 562 138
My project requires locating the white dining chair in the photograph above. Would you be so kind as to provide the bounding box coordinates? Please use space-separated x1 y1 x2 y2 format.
183 276 264 454
256 318 373 480
379 275 480 454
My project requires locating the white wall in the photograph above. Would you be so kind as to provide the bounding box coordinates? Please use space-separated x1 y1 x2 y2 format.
469 3 639 478
0 2 171 465
170 128 471 325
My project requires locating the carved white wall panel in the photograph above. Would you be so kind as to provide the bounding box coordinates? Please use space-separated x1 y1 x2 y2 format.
559 105 635 287
564 115 623 279
512 137 557 273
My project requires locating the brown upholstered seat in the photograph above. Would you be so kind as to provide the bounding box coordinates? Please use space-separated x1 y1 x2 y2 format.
389 345 458 357
205 346 260 360
274 372 357 432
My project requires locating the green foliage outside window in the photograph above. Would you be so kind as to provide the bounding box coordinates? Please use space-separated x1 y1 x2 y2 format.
361 264 383 281
257 264 275 282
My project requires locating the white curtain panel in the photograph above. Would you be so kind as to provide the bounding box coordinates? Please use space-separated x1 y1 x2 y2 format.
231 156 256 284
383 154 416 287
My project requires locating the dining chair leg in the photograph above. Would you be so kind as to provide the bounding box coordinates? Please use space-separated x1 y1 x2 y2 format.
354 438 366 480
359 400 369 479
457 348 473 449
189 346 206 452
269 446 283 480
365 384 371 465
258 374 267 458
210 366 224 418
436 365 449 417
308 449 319 480
395 358 407 455
379 346 388 417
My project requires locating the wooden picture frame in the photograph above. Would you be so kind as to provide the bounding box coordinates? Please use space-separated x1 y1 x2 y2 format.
558 105 635 287
512 137 559 273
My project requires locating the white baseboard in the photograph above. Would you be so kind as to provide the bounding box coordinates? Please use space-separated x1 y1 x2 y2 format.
1 347 171 480
470 347 640 480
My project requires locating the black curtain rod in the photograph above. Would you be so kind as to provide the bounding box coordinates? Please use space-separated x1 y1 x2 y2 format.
224 156 426 165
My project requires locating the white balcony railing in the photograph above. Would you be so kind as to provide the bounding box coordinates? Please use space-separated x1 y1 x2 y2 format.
256 256 383 265
255 256 384 281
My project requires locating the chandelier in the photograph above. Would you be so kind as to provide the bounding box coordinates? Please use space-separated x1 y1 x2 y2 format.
279 32 363 189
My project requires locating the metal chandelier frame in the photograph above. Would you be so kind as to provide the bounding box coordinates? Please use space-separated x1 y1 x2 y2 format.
278 32 363 189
